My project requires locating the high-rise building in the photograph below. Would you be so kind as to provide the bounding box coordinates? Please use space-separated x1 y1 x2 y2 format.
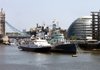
91 11 100 40
0 8 6 38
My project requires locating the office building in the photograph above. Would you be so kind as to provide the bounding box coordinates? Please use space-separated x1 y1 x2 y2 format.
91 12 100 40
66 16 92 39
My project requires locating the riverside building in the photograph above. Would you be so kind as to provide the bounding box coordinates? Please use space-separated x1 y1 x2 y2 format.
66 16 92 40
91 11 100 40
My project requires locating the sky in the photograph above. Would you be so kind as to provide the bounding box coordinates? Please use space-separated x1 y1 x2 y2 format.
0 0 100 32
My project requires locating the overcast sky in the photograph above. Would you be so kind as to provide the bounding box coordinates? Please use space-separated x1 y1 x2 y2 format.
0 0 100 32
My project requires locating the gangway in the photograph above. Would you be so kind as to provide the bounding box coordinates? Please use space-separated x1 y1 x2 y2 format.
74 41 83 54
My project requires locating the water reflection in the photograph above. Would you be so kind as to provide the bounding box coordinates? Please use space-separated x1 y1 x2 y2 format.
0 44 100 70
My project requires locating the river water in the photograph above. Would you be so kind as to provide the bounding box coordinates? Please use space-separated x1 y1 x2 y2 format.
0 43 100 70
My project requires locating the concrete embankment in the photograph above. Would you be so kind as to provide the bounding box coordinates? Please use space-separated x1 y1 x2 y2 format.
0 40 3 43
0 35 8 43
78 44 100 50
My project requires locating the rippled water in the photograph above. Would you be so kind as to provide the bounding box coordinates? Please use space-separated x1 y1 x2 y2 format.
0 44 100 70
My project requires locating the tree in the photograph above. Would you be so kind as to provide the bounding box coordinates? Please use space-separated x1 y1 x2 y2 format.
70 36 77 40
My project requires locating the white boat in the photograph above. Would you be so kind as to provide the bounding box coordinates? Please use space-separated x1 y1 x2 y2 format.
3 41 15 45
18 37 51 52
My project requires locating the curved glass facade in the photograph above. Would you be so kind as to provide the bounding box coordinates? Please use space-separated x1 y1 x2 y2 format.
67 16 92 39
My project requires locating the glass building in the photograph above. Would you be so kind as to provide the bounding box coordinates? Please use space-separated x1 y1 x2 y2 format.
66 16 92 39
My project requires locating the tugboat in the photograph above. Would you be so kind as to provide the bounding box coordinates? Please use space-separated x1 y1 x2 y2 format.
46 19 76 53
18 35 51 52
